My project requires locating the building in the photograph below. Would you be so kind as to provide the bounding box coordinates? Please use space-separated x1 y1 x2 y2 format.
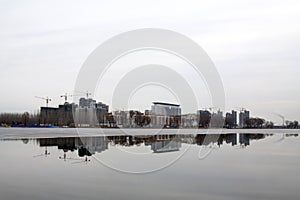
58 102 77 126
150 102 181 128
75 102 97 127
197 110 211 128
225 110 237 128
40 107 58 125
79 98 96 108
232 110 237 127
75 98 109 127
40 102 78 126
151 102 181 116
210 110 224 128
181 113 198 128
114 110 130 127
239 110 250 128
96 102 109 125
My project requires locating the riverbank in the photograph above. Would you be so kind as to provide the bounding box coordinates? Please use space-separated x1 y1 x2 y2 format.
0 128 299 139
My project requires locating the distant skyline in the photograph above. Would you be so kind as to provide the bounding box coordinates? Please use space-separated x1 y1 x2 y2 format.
0 0 299 125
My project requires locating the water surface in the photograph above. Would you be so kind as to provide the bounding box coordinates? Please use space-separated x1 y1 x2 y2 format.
0 129 299 200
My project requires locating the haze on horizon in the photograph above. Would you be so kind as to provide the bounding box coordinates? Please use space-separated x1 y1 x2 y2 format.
0 0 299 125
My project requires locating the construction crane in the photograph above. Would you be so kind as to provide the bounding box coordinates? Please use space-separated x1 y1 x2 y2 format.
203 107 217 112
74 90 92 99
35 96 51 107
60 93 72 103
235 107 247 112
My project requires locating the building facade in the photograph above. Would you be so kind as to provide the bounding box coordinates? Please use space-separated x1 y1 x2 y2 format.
197 110 211 128
150 102 181 128
239 110 250 128
181 113 198 128
74 98 109 127
225 110 237 128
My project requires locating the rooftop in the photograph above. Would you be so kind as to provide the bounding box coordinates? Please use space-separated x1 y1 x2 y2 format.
152 102 180 107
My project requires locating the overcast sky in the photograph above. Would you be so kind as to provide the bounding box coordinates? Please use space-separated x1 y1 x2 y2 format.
0 0 299 124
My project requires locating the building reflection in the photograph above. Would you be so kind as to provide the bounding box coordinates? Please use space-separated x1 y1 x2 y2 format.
33 133 298 160
149 135 182 153
195 134 237 146
38 137 108 160
239 134 266 147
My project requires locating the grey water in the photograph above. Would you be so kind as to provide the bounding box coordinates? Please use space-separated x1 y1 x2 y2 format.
0 128 299 200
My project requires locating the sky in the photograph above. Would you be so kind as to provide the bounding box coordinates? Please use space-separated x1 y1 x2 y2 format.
0 0 299 124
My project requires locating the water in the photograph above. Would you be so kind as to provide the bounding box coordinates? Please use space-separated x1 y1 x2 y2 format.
0 128 299 200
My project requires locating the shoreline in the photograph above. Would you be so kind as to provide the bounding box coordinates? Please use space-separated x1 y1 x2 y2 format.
0 128 299 140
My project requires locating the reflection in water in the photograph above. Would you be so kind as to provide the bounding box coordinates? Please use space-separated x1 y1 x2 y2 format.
1 133 297 162
239 134 267 147
39 137 108 163
33 146 50 158
28 133 298 161
196 134 238 146
0 132 299 200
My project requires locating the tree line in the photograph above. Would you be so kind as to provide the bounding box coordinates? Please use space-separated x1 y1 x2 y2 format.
0 111 299 129
0 112 40 126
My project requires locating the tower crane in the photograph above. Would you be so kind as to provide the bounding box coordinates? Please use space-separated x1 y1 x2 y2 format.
203 107 217 112
74 90 92 98
35 96 51 107
235 107 247 112
60 93 72 103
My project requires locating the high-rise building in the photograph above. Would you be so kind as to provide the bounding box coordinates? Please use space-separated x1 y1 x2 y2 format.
96 102 109 125
181 113 198 128
239 110 250 128
150 102 181 128
79 98 96 108
232 110 237 127
58 102 77 126
225 110 237 128
40 107 59 125
210 110 224 128
75 98 109 127
40 103 77 126
114 110 129 127
197 110 211 128
150 102 181 116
